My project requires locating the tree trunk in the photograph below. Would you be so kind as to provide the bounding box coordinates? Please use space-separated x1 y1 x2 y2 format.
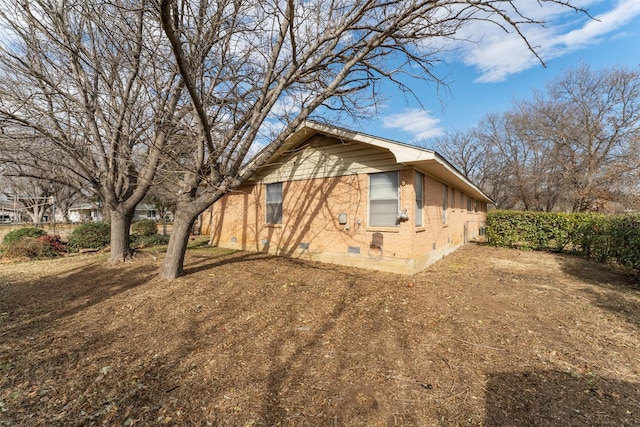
159 210 197 280
109 210 134 264
28 203 45 226
102 206 112 223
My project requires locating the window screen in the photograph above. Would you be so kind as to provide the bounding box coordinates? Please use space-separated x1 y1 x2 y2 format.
442 184 448 224
369 171 399 227
415 172 424 227
266 182 283 224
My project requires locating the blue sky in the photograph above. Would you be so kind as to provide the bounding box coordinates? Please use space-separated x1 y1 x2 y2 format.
348 0 640 144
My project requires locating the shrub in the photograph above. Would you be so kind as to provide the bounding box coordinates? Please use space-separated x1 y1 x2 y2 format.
609 214 640 272
3 227 46 245
131 219 157 237
487 210 640 274
2 235 65 259
130 233 169 248
38 235 67 253
68 222 111 250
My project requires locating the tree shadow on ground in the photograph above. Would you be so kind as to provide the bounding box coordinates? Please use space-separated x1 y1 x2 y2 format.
0 258 157 340
557 254 640 329
485 369 640 426
181 250 272 275
558 253 639 290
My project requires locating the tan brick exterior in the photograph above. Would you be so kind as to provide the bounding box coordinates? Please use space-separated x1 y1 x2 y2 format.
203 168 487 274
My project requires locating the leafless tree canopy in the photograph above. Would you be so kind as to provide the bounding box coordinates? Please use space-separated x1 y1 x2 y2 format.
155 0 586 279
0 0 188 261
0 0 587 277
433 64 640 212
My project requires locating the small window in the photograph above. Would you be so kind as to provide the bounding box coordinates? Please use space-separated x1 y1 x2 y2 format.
147 210 156 218
266 182 283 224
369 171 399 227
442 184 448 224
415 172 424 227
467 194 472 212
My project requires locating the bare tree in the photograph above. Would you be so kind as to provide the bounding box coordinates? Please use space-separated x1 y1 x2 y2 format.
441 64 640 212
526 64 640 211
431 130 487 181
156 0 585 279
0 147 84 224
0 175 51 225
476 109 567 211
0 0 186 262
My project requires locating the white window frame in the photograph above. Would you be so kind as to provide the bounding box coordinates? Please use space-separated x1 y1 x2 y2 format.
442 184 448 224
369 171 400 227
266 182 283 224
415 171 424 227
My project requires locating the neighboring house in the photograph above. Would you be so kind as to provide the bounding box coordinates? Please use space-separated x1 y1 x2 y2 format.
66 202 104 223
203 122 492 274
133 203 162 221
65 202 162 223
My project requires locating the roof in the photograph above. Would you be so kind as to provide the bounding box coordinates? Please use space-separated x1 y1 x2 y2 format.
266 121 494 204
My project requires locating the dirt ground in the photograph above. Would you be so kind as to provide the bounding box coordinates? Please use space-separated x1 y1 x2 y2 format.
1 242 639 426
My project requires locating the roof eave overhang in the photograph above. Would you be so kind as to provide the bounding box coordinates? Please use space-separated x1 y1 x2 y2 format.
266 121 494 204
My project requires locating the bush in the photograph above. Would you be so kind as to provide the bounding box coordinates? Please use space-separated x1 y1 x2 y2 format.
3 227 46 245
487 210 640 273
609 214 640 272
2 235 65 259
68 222 111 251
131 219 157 237
487 211 597 252
38 235 67 253
130 233 169 248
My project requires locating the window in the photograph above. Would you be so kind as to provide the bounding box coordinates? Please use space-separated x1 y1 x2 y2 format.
442 184 448 224
467 194 472 212
147 210 156 218
415 172 424 227
266 182 283 224
369 171 399 227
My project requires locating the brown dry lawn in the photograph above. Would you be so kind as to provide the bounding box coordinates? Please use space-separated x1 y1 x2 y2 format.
1 242 639 426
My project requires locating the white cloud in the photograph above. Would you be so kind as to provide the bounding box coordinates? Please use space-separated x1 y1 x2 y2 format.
553 0 640 49
454 0 640 82
382 108 444 141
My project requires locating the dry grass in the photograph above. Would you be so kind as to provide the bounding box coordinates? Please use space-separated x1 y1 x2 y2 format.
1 244 639 426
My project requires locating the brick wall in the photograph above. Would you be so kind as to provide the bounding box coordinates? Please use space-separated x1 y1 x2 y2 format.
203 168 487 274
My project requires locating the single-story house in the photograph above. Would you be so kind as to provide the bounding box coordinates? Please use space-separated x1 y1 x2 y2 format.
65 202 163 223
65 202 104 223
202 122 492 274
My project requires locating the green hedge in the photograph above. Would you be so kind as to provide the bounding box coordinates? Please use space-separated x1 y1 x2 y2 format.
487 210 640 273
68 222 111 251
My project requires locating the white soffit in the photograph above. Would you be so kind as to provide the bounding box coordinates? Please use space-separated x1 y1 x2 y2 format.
274 121 493 204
